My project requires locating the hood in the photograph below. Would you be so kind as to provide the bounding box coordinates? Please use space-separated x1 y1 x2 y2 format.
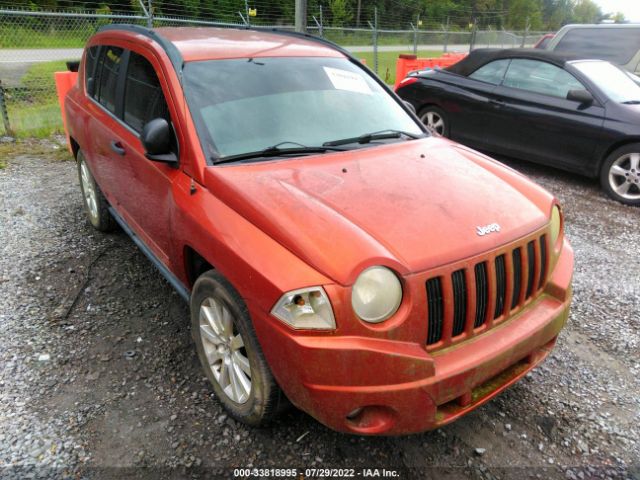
204 137 554 285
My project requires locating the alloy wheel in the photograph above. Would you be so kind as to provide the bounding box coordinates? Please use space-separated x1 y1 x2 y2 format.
420 111 445 136
80 161 98 220
199 297 252 404
608 152 640 201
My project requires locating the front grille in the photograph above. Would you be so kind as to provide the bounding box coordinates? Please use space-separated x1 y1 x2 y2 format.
451 269 467 337
425 232 549 349
474 262 488 328
494 254 506 318
426 277 444 345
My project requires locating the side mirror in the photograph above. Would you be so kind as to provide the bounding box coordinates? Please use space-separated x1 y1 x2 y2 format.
140 118 178 165
566 89 594 105
403 100 416 114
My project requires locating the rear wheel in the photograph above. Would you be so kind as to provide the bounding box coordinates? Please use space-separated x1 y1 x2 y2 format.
191 270 284 426
77 150 116 231
600 144 640 206
418 106 448 137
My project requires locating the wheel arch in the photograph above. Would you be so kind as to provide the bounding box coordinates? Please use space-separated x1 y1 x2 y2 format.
597 138 640 177
183 245 214 289
69 136 80 160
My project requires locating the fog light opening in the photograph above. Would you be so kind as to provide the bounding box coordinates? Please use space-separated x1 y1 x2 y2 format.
346 407 364 420
345 405 396 434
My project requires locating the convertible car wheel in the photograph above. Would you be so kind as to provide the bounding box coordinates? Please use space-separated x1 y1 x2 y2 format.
191 270 284 426
601 144 640 206
418 106 448 137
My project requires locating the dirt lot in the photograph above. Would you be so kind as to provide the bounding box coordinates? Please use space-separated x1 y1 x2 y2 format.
0 145 639 480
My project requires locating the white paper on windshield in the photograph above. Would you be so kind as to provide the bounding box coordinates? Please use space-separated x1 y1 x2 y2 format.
323 67 372 95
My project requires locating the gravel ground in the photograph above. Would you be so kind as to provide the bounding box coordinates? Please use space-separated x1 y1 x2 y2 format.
0 148 639 480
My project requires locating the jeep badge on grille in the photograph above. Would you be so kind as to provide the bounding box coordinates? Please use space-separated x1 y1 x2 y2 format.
476 223 501 236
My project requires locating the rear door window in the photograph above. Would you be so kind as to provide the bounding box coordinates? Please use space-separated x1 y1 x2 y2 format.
503 59 584 98
123 52 170 133
95 46 124 114
84 46 100 94
469 59 510 85
554 28 640 65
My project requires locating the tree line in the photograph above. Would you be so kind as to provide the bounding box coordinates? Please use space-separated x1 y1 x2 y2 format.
0 0 628 30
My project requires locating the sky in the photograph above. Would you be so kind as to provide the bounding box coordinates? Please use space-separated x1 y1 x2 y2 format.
594 0 640 21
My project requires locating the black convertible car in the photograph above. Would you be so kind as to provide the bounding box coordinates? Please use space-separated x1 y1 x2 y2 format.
396 49 640 206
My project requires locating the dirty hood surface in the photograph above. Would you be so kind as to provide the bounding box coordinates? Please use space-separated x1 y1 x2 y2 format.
205 137 552 285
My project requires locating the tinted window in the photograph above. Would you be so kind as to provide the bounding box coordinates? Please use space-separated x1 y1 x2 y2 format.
96 46 123 114
503 59 584 98
84 46 99 93
469 59 510 85
123 53 170 133
554 28 640 65
184 57 422 160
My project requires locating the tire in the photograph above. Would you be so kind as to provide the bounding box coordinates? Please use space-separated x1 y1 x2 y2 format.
418 105 449 137
77 150 116 231
600 144 640 206
191 270 283 426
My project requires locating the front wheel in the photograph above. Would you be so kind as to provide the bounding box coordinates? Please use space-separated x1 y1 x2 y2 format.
600 144 640 206
191 270 284 426
418 106 449 137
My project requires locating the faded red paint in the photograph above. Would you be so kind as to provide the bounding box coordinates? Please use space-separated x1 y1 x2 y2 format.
63 27 573 435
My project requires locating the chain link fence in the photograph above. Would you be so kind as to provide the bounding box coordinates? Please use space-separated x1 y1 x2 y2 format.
0 7 550 137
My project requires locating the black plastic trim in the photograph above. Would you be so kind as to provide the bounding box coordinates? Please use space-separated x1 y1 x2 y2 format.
108 206 190 302
115 49 130 120
98 24 184 79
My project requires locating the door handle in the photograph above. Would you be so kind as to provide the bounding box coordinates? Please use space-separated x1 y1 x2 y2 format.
110 140 126 156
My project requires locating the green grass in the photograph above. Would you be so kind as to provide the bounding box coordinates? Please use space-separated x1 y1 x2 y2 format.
357 49 441 85
7 102 64 138
1 60 66 138
0 25 94 49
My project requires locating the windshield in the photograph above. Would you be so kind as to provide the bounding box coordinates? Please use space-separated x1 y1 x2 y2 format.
555 28 640 65
183 57 423 162
572 60 640 103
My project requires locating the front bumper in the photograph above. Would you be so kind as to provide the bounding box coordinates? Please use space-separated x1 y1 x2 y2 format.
251 240 573 435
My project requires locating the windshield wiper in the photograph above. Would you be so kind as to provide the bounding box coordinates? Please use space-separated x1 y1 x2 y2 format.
322 129 424 147
622 100 640 105
214 142 345 164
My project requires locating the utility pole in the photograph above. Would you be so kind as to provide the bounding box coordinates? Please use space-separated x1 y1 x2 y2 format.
521 16 531 47
412 14 420 55
356 0 362 28
444 16 450 53
295 0 307 33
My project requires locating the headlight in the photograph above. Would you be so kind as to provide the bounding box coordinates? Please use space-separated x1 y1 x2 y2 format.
550 205 562 248
549 205 563 272
352 266 403 323
271 287 336 330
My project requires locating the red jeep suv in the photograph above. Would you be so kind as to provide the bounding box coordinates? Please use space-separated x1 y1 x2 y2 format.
64 25 574 435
